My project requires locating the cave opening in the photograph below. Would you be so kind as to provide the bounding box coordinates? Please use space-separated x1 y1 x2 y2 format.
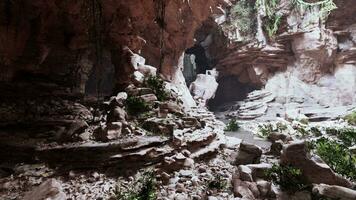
208 75 259 111
182 19 258 111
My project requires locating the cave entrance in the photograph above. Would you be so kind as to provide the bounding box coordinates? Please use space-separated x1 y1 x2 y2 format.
183 44 212 87
208 75 258 111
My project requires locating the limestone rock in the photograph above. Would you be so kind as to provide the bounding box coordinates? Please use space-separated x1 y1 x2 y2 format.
281 141 353 188
235 142 262 165
313 184 356 200
23 179 66 200
94 122 122 141
189 73 219 104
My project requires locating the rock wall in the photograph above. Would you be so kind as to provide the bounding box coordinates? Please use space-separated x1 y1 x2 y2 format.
214 0 356 107
0 0 227 96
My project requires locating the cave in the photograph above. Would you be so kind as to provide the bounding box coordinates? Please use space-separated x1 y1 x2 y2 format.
208 75 259 111
0 1 356 199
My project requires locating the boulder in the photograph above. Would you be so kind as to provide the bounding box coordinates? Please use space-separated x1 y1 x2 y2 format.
137 64 157 76
142 118 175 136
107 106 127 123
182 117 201 129
237 165 253 182
312 184 356 200
232 178 256 199
94 122 122 141
139 94 158 103
281 141 353 188
189 73 218 104
235 142 262 165
160 101 183 114
23 179 66 200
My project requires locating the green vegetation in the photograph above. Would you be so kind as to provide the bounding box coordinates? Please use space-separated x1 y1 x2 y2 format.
292 0 337 19
224 119 240 132
312 138 356 181
145 75 169 101
225 0 257 37
255 0 282 38
114 170 157 200
310 127 322 137
265 164 309 192
126 96 150 116
344 111 356 125
258 122 287 138
208 174 228 191
324 127 356 147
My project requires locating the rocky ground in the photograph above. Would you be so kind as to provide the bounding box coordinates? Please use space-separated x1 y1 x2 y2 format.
1 77 355 200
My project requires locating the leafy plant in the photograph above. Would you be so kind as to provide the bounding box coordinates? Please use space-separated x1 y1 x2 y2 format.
265 164 309 192
258 122 287 137
256 0 282 38
126 96 150 116
114 170 157 200
145 75 169 101
314 138 356 181
224 119 240 132
258 123 275 137
324 127 356 147
344 111 356 126
208 174 227 191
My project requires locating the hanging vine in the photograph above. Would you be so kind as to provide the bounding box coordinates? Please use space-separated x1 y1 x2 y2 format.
255 0 282 38
154 0 166 73
292 0 337 19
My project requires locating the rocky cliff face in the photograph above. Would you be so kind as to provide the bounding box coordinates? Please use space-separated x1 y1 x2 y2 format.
0 0 227 96
213 0 356 107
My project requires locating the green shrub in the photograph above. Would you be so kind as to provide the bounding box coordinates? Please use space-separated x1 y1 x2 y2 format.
344 111 356 126
145 75 169 101
258 122 288 138
208 174 227 191
314 138 356 181
114 170 157 200
324 127 355 147
265 164 309 192
310 127 322 137
337 128 356 147
224 119 240 132
256 0 282 38
126 96 150 116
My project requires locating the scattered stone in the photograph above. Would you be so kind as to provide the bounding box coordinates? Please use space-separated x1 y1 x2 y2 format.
235 142 262 165
313 184 356 200
23 179 66 200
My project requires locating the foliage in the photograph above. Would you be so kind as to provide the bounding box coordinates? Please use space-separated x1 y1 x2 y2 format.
208 174 227 191
344 111 356 126
292 0 337 19
114 170 157 200
258 122 287 138
256 0 282 38
226 0 257 37
126 96 150 116
145 75 169 101
265 164 309 192
325 127 356 147
313 138 356 181
310 127 322 137
224 119 240 132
